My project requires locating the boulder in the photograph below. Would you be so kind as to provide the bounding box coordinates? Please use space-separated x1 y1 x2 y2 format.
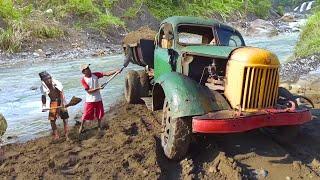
247 19 278 36
280 13 296 22
0 113 7 136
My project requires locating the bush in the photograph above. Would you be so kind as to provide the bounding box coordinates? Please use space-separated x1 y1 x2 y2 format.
92 14 124 29
295 11 320 57
61 0 124 29
0 21 29 52
66 0 100 17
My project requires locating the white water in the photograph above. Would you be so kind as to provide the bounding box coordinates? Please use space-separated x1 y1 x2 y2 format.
0 32 299 144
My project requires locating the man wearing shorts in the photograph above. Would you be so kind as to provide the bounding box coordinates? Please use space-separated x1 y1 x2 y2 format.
79 64 119 134
39 71 69 140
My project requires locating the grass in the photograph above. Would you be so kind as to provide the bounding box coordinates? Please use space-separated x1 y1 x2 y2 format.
0 21 29 53
295 11 320 58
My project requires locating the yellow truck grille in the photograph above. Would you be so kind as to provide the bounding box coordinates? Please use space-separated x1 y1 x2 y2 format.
240 67 279 109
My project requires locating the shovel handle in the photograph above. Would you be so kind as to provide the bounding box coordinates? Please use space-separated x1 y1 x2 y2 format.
101 66 125 88
42 106 66 111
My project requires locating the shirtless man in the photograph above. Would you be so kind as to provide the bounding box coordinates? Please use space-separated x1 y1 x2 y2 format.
39 71 69 140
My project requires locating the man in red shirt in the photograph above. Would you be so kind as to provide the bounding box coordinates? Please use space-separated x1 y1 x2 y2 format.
80 64 120 134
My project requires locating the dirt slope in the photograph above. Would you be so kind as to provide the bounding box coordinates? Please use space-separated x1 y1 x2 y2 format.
1 99 320 179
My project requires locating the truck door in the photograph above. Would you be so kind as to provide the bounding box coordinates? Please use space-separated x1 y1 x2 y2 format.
154 23 175 79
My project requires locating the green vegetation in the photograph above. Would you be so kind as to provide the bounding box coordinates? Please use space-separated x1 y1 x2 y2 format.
1 0 315 53
295 10 320 57
144 0 272 20
0 0 123 52
62 0 124 29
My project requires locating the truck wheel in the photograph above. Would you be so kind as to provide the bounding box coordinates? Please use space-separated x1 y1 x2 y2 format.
161 99 191 160
137 70 150 97
125 70 140 104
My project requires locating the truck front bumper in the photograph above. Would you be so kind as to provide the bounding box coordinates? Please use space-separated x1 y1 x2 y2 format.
192 109 312 133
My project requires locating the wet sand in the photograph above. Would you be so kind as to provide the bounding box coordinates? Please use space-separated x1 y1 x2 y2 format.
1 94 320 179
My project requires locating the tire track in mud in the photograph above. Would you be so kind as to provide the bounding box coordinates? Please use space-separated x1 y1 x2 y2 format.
134 101 320 179
211 119 320 179
263 117 320 177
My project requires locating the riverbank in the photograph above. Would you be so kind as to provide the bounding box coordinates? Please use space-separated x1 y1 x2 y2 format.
1 98 320 179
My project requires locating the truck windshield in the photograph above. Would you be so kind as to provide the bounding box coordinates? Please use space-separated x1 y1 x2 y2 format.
216 28 245 47
177 25 214 46
177 24 245 47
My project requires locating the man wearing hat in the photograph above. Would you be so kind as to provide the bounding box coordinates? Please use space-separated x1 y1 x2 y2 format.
39 71 69 140
79 64 120 134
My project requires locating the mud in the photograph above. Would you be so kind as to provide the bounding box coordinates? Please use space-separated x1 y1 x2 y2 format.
1 96 320 179
122 27 157 45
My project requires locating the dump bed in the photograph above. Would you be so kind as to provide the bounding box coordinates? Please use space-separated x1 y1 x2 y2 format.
123 39 155 68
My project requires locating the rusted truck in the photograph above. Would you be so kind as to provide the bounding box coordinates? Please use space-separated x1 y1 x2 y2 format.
123 16 312 160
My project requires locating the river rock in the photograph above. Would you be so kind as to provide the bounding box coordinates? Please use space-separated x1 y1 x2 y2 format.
45 9 53 14
33 52 40 57
247 19 278 36
45 51 54 57
30 86 38 90
280 13 296 22
252 169 268 179
92 49 106 57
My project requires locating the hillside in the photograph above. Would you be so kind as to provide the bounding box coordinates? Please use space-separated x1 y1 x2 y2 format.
295 8 320 58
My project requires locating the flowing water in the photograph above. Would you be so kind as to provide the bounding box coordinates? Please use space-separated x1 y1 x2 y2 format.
0 32 299 144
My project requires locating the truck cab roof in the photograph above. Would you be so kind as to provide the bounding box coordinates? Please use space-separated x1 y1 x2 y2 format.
161 16 238 32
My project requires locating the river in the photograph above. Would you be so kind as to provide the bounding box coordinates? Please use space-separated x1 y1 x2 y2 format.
0 32 299 144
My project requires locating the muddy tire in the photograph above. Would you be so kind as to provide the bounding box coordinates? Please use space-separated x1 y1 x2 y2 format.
125 70 140 104
161 99 191 160
137 70 150 97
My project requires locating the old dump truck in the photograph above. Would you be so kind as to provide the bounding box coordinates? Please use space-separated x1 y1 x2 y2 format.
122 16 312 160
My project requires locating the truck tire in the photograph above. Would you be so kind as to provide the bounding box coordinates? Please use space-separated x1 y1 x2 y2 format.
137 70 150 97
161 99 191 160
125 70 140 104
263 87 300 143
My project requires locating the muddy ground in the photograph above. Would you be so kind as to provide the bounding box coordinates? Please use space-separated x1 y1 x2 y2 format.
1 96 320 179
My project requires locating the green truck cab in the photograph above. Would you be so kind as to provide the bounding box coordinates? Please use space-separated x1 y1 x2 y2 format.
123 16 312 160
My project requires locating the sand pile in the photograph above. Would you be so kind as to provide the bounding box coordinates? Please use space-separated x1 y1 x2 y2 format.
122 27 156 45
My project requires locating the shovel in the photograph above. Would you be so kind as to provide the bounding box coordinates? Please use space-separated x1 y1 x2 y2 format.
42 96 82 111
100 51 131 89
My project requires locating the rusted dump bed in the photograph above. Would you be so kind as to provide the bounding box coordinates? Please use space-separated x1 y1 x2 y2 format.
123 39 155 68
